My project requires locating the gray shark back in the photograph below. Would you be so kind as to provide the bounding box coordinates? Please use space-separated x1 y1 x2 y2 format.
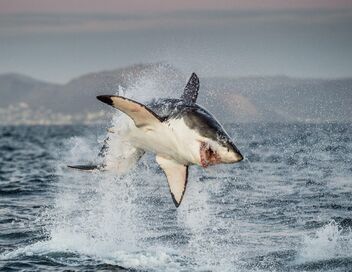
147 98 185 118
148 98 237 151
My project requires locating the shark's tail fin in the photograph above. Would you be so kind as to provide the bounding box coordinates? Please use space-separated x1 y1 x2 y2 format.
67 164 104 171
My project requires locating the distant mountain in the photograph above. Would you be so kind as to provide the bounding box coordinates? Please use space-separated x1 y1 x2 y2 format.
201 76 352 123
0 64 351 125
0 73 59 106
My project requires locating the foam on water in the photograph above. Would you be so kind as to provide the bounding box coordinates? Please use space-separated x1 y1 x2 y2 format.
296 221 352 264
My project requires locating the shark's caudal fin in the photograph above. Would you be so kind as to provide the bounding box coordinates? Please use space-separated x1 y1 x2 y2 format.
181 73 199 104
97 95 164 128
67 164 103 171
68 147 144 174
156 155 188 207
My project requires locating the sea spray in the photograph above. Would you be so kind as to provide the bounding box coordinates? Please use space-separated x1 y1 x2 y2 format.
40 68 191 269
297 220 352 263
176 170 241 271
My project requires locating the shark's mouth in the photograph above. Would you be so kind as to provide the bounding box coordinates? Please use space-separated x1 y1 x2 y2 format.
200 142 221 168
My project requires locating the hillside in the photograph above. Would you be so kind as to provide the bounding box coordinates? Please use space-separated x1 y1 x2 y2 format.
0 64 351 124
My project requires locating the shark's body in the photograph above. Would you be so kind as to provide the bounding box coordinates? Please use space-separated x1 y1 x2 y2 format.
69 73 243 207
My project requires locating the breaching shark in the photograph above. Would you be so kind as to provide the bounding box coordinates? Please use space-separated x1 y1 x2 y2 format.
69 73 243 207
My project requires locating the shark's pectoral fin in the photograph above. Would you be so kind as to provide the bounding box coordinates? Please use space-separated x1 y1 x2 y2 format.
156 155 188 207
181 73 199 104
97 95 163 128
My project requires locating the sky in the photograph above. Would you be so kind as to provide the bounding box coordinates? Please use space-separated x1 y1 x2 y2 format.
1 0 352 83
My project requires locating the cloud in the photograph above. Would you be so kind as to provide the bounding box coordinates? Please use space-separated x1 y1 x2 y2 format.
1 9 352 35
1 0 352 14
1 6 351 81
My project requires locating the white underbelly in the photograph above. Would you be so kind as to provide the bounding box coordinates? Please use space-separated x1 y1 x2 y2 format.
126 118 200 165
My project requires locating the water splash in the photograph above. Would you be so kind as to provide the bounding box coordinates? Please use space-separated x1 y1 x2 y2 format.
297 221 352 263
0 67 245 271
123 63 183 103
50 69 243 270
42 68 232 270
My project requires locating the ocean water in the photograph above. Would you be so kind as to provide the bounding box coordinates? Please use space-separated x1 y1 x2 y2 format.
0 123 351 271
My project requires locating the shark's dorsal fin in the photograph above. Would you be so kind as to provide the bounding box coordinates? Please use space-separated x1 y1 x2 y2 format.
97 95 163 128
156 155 188 207
181 73 199 104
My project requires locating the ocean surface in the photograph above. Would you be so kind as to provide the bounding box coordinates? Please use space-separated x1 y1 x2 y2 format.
0 123 351 271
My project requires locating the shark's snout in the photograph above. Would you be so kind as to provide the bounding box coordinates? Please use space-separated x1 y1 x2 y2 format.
232 150 244 162
229 142 244 163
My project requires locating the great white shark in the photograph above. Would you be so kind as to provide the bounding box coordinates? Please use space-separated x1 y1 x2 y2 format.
69 73 243 207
